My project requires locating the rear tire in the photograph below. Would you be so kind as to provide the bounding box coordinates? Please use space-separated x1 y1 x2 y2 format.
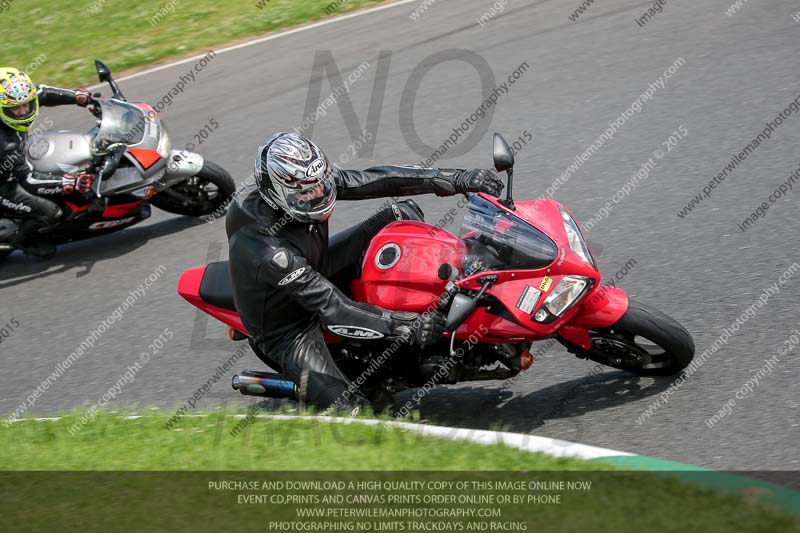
576 300 695 376
149 160 235 217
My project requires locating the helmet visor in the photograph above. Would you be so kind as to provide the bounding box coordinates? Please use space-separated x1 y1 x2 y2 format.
7 102 34 119
1 98 38 126
286 177 336 215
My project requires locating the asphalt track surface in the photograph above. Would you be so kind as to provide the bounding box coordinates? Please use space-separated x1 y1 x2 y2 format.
2 0 799 471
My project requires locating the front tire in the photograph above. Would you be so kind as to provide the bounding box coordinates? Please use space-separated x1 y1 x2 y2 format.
576 300 695 376
149 160 235 217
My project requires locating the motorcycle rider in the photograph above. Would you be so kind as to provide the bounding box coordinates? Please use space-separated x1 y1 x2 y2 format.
0 67 98 257
226 132 504 413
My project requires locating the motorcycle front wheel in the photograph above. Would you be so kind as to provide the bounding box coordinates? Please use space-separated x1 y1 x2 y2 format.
149 160 235 217
568 300 695 376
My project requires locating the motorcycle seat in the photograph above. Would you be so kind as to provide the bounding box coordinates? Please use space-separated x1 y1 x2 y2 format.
199 261 237 311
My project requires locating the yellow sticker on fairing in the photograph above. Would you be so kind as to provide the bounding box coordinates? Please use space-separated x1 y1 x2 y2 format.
539 276 552 292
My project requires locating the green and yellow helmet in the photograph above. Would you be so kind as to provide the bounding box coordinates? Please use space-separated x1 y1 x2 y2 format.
0 67 39 132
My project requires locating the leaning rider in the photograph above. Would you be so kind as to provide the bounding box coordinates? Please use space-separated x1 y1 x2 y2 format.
226 131 504 413
0 67 98 257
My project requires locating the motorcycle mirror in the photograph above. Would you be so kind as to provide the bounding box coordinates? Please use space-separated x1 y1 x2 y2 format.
493 133 516 209
95 60 112 82
493 133 514 172
445 293 476 333
94 59 127 101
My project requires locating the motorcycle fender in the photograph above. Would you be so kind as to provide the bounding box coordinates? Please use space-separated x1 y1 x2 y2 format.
557 285 629 350
163 150 204 181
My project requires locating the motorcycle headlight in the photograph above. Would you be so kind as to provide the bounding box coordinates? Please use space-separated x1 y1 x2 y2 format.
560 207 595 268
543 275 591 317
156 124 172 158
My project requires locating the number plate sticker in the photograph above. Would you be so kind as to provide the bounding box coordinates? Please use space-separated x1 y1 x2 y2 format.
516 285 542 314
539 276 553 292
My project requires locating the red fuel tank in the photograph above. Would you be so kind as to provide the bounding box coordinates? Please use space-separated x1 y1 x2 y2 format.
352 221 467 312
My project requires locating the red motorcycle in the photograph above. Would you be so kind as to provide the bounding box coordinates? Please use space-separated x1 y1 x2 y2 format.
178 133 694 404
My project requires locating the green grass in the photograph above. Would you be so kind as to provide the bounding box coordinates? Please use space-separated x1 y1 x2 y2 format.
7 0 392 87
0 410 798 532
0 409 601 470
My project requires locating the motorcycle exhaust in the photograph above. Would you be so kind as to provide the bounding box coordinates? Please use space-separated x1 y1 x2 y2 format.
232 370 297 399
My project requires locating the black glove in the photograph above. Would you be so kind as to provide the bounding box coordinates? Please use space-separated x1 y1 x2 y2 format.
391 311 446 349
453 169 504 196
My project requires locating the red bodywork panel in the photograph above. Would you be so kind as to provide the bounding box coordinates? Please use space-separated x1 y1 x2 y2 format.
128 148 162 170
557 286 629 350
352 221 466 312
102 201 143 219
63 201 91 214
178 266 249 336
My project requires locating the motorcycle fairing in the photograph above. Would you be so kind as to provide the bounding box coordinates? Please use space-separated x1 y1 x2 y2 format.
557 285 629 349
49 201 151 243
127 148 161 170
178 265 249 335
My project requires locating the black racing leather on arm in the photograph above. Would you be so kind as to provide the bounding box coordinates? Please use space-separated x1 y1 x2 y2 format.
37 85 81 107
335 165 465 199
258 244 396 339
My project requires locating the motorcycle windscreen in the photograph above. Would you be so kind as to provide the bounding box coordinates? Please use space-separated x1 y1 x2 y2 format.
460 194 557 270
93 99 147 152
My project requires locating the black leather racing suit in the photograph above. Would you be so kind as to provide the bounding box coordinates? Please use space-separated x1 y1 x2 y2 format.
0 86 90 243
226 166 468 410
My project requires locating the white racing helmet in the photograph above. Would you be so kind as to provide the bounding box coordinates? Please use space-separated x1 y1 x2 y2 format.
255 132 337 224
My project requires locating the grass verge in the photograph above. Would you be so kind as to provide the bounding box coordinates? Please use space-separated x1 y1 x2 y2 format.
0 409 602 470
0 410 797 532
9 0 393 87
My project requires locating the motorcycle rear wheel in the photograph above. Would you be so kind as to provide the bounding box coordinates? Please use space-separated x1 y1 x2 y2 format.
577 300 695 376
149 160 235 217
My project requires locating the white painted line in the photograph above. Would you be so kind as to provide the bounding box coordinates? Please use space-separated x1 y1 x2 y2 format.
252 415 633 461
5 417 63 423
89 0 418 88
